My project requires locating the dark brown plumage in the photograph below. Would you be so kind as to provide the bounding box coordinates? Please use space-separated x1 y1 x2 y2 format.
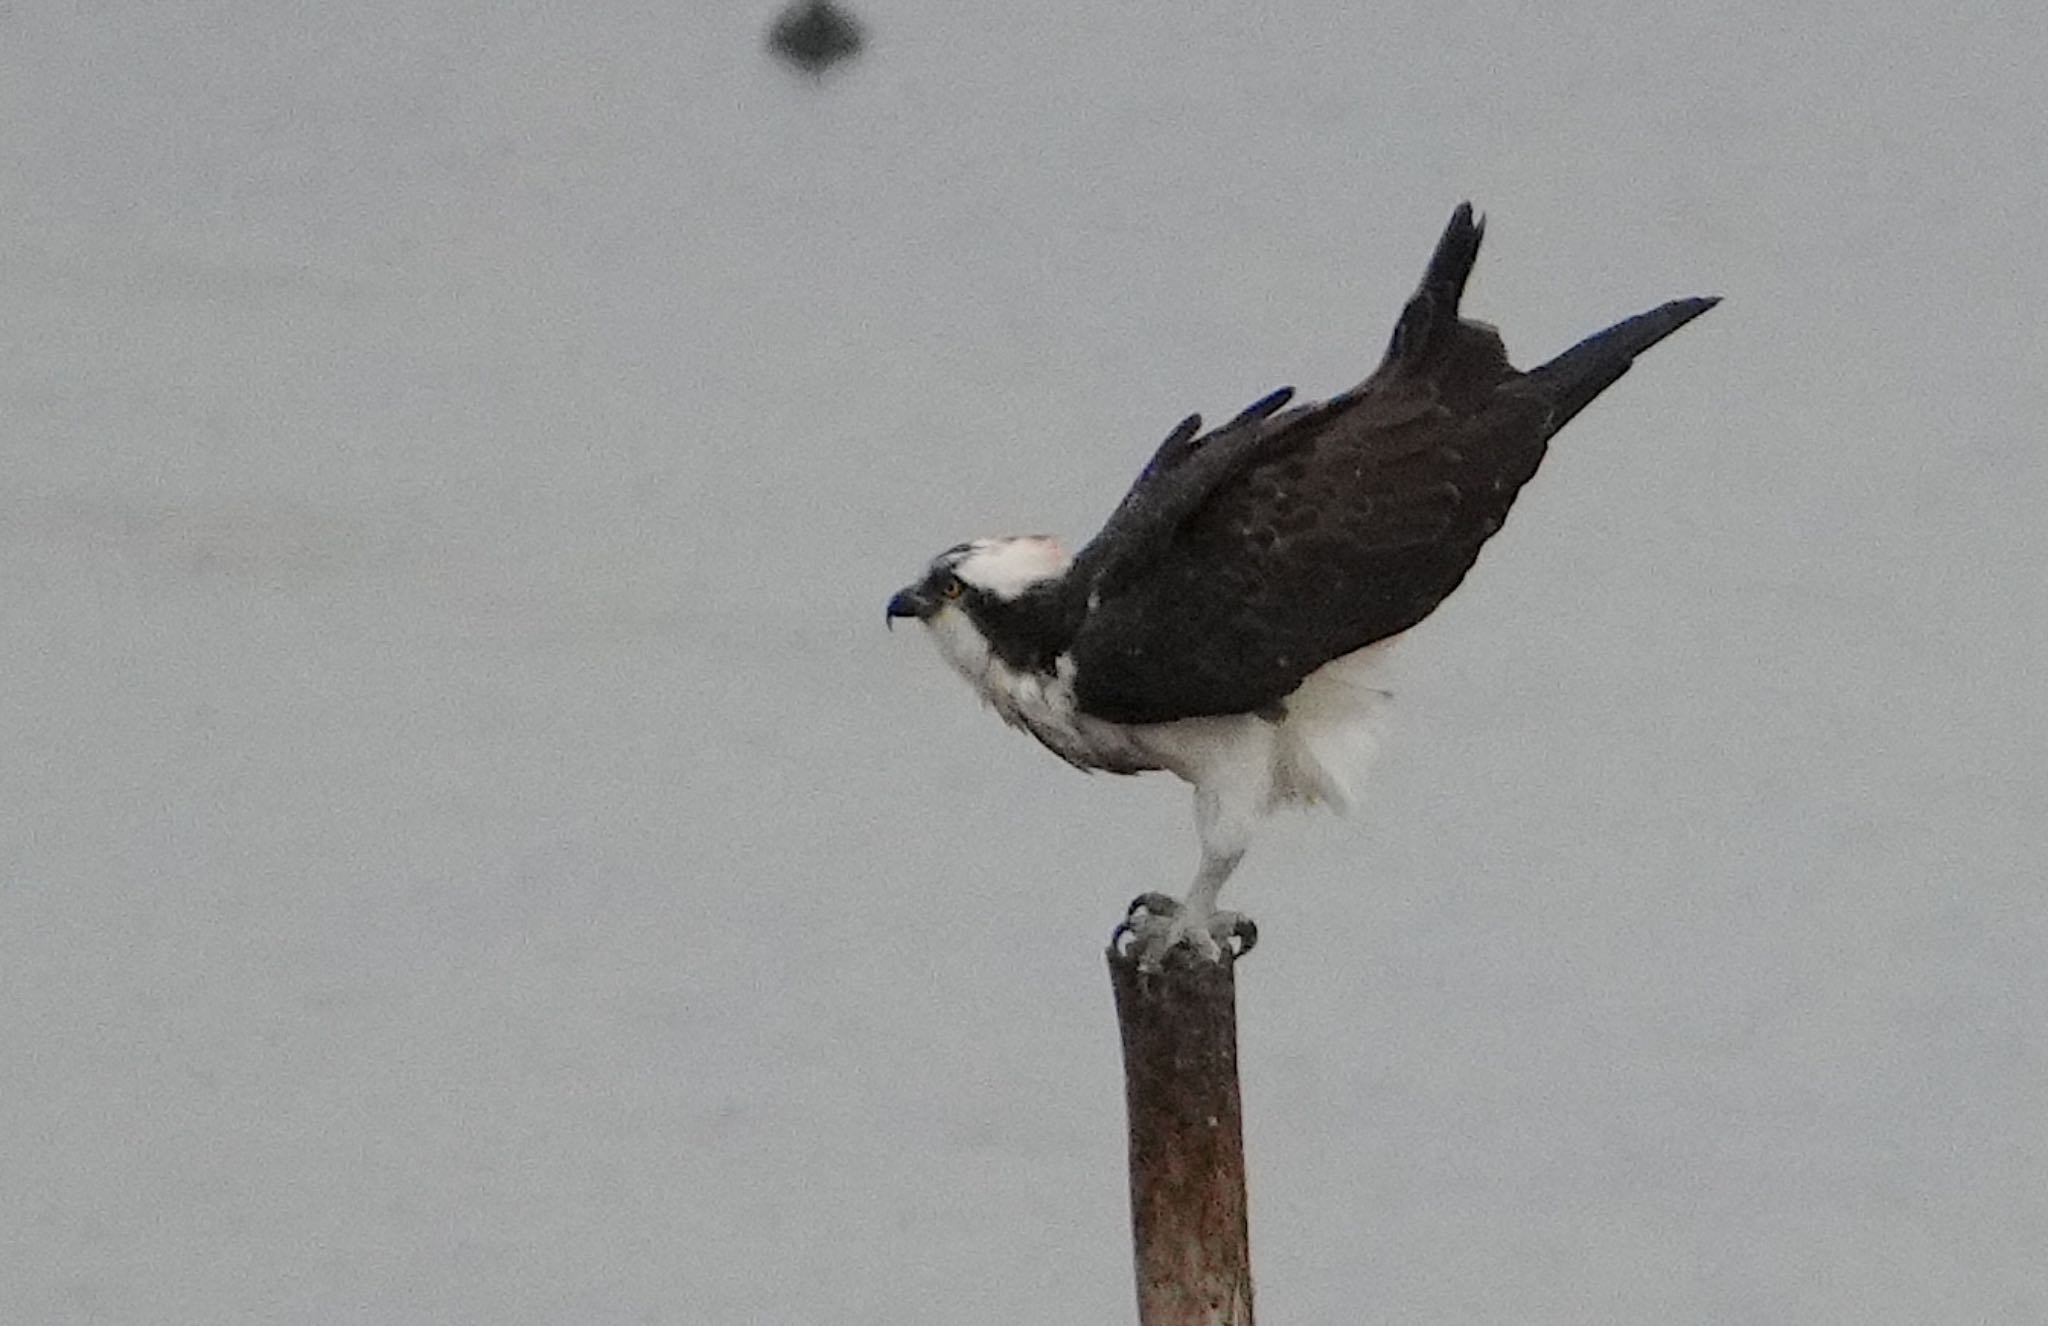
1064 204 1717 723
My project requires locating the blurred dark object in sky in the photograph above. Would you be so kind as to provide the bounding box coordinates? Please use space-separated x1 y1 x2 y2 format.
768 0 864 75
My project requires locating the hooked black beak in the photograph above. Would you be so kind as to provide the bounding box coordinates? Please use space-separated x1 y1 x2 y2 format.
886 585 934 628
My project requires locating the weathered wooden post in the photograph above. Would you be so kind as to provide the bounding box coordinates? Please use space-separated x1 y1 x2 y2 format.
1107 926 1256 1326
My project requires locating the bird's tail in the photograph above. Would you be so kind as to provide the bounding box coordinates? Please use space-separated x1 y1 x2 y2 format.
1525 296 1719 434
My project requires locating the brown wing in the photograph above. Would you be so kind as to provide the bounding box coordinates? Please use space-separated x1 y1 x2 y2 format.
1068 373 1554 724
1064 204 1717 724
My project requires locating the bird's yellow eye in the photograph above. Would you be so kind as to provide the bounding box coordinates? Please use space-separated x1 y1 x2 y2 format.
942 576 966 600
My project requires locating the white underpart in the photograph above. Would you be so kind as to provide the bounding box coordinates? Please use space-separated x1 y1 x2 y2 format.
1113 642 1395 923
920 572 1395 924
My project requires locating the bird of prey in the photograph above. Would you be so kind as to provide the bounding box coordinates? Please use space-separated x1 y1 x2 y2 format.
887 204 1716 965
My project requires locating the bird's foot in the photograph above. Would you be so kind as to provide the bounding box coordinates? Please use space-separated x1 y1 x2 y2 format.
1113 892 1257 970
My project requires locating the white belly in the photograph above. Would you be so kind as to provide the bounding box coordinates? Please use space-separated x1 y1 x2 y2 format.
923 604 1395 809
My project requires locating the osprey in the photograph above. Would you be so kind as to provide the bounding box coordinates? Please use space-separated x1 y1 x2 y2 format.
888 205 1716 964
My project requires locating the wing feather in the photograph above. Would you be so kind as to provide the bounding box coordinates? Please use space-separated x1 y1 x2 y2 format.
1070 392 1552 722
1062 386 1301 606
1064 204 1717 725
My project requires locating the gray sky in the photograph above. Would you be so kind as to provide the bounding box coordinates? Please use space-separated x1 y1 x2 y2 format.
4 2 2044 1322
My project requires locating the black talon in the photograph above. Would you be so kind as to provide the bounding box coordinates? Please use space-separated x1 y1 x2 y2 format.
1125 891 1180 921
1114 894 1185 962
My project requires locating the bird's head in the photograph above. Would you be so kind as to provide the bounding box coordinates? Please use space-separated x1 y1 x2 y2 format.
887 537 1074 692
886 535 1070 630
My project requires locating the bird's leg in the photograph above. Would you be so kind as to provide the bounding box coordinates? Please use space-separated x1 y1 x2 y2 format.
1115 777 1262 967
1119 847 1257 969
1180 845 1259 958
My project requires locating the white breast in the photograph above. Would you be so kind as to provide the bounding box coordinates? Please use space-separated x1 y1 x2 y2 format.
921 606 1395 805
921 607 1156 773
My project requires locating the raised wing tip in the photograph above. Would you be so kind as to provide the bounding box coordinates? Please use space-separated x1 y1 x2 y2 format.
1446 201 1484 249
1138 412 1205 479
1231 386 1296 425
1423 203 1486 303
1659 295 1722 332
